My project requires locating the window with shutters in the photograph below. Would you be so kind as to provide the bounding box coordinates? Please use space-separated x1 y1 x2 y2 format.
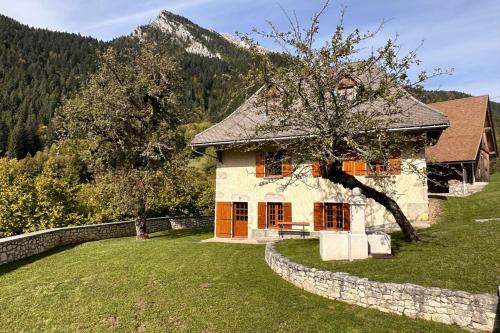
265 152 283 177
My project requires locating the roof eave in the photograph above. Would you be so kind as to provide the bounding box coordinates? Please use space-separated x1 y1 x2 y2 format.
191 123 450 148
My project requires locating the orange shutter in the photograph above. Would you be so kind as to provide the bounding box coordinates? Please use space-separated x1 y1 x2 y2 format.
342 160 355 175
314 202 324 231
257 202 267 229
283 155 292 177
284 203 292 230
354 161 366 176
343 203 351 231
389 158 401 175
311 161 321 177
216 202 232 238
256 152 265 178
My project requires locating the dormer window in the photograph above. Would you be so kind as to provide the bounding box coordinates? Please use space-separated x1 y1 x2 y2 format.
338 76 357 90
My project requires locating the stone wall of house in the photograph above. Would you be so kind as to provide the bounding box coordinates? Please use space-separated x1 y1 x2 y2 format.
265 242 498 332
0 216 213 266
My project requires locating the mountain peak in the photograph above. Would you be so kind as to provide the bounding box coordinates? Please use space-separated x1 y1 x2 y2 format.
133 10 222 59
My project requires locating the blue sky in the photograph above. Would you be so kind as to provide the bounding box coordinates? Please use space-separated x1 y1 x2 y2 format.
1 0 499 100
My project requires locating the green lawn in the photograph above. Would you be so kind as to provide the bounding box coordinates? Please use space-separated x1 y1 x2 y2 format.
277 173 500 295
0 229 464 332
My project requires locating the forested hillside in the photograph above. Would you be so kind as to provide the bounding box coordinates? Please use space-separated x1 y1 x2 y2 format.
0 10 498 159
0 15 104 158
0 11 255 158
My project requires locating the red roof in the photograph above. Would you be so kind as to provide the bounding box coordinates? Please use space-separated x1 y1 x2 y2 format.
426 95 490 163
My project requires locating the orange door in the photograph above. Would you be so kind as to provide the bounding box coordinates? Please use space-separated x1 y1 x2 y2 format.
232 202 248 238
216 202 232 238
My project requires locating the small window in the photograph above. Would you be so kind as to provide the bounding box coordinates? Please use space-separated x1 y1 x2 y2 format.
233 203 248 221
324 203 345 230
265 152 283 177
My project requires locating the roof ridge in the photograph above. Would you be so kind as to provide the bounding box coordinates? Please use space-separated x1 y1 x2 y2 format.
428 95 489 106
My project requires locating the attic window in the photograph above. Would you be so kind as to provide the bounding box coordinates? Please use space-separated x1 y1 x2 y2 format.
338 77 357 90
262 84 282 98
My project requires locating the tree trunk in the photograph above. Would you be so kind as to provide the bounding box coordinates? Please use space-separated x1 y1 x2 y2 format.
135 187 149 241
325 163 420 242
135 215 148 240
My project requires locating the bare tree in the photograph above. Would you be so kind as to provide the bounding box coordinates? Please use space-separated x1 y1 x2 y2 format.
237 2 449 242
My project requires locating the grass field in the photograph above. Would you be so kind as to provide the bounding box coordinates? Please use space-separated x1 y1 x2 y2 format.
0 229 465 332
277 173 500 295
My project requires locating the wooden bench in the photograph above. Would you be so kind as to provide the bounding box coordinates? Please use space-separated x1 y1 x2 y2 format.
278 222 310 239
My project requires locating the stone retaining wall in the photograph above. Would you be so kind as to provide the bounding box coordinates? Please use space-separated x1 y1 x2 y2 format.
0 216 213 266
265 242 498 332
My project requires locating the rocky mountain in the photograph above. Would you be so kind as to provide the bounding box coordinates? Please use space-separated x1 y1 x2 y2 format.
0 10 498 159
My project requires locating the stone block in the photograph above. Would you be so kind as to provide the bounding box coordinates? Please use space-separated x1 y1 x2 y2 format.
367 232 391 255
319 231 349 261
349 234 369 260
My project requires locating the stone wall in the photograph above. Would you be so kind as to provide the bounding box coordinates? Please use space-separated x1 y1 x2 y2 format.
0 216 213 266
265 242 498 332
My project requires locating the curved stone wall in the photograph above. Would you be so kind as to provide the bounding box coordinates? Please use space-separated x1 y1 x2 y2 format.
265 242 498 332
0 216 213 266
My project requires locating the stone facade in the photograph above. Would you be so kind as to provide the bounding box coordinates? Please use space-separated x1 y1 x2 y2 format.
0 216 213 266
265 242 498 332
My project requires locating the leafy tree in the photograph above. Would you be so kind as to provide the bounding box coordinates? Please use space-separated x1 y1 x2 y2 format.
240 3 448 242
59 42 187 240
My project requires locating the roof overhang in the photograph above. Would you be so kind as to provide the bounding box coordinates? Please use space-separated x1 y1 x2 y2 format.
191 123 449 148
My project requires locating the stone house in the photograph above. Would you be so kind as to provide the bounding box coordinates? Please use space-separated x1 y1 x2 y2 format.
191 88 449 239
426 95 498 194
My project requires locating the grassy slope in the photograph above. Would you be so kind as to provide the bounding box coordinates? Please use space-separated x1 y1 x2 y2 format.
0 230 463 332
277 173 500 295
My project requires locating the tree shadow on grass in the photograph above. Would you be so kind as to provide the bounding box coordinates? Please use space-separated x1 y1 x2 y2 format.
149 227 212 240
0 244 77 275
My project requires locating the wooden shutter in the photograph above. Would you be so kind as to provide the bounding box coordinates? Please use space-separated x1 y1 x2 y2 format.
257 202 267 229
354 161 366 176
388 158 401 175
311 161 321 177
343 203 351 231
342 160 355 175
215 202 232 238
284 202 292 230
283 155 292 177
314 202 324 231
256 152 265 178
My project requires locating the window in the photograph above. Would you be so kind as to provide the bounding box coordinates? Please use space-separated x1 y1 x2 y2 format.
265 152 283 177
267 203 283 228
314 202 350 231
324 203 345 230
233 203 248 221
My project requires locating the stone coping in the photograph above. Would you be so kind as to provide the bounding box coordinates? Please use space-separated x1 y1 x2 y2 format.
265 242 499 332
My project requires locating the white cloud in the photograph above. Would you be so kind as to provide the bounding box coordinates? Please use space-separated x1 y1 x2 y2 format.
84 0 212 31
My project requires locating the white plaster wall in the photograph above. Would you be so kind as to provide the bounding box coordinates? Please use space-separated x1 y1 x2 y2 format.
215 149 429 235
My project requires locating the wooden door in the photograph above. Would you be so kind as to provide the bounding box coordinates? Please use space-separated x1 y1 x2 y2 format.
232 202 248 238
216 202 231 238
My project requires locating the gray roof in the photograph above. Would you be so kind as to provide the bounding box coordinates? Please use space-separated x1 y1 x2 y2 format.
192 87 449 147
